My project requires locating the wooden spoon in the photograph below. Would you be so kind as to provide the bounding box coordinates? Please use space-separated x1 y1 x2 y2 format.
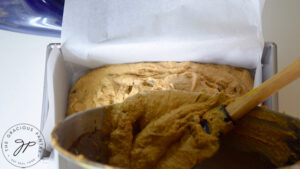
226 57 300 121
199 57 300 167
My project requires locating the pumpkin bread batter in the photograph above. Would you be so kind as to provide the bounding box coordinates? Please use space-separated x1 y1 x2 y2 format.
67 62 253 116
101 90 234 169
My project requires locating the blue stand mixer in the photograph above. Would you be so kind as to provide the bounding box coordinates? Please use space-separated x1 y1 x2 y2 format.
0 0 64 37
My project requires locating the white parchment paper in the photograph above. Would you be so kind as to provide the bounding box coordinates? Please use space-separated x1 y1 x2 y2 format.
62 0 265 69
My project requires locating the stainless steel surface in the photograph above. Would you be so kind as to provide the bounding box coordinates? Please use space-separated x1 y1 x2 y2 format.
51 107 116 169
262 42 278 111
40 43 62 159
52 106 278 169
40 43 61 132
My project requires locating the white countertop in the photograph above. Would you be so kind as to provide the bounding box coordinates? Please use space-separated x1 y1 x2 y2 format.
0 30 59 169
0 0 300 168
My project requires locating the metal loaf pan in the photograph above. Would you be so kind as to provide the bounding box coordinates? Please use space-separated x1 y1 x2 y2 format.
41 42 278 129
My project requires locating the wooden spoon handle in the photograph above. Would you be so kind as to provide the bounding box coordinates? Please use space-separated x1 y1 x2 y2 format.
227 57 300 121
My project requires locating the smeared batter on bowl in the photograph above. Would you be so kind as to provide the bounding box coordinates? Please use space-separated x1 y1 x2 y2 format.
226 107 299 167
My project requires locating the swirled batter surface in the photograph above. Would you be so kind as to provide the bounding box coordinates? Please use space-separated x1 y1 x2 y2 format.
67 62 253 116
